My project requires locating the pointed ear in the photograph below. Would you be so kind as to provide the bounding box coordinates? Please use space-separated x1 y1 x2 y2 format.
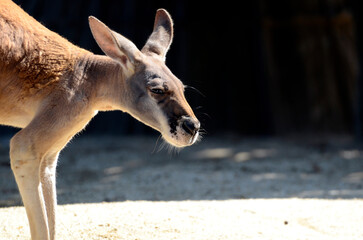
88 16 142 69
141 9 174 61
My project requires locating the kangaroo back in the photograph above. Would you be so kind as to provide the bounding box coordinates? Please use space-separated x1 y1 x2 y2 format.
0 0 87 94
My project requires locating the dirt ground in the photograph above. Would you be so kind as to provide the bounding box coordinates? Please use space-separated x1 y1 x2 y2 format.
0 134 363 239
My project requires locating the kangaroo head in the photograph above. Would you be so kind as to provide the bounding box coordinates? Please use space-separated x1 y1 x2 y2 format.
89 9 200 147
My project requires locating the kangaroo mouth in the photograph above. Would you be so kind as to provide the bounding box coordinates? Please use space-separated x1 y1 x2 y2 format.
161 116 200 148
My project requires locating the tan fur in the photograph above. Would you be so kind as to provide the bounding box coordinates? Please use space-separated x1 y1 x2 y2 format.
1 1 199 239
0 0 88 96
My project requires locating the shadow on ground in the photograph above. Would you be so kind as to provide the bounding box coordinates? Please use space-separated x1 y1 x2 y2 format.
1 134 363 206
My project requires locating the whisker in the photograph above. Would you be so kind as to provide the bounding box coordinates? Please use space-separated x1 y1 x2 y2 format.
158 138 168 153
198 129 207 138
199 128 208 134
152 134 163 154
185 85 206 98
167 144 181 157
197 112 212 120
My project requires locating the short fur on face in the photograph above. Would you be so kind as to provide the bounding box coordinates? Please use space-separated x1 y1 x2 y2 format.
89 9 200 147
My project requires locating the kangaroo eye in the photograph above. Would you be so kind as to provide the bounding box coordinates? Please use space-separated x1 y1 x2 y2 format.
150 88 165 95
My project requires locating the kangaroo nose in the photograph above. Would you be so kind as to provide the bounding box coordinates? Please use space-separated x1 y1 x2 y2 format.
181 117 200 136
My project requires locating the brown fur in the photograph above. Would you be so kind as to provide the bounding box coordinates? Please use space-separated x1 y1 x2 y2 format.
0 0 88 96
1 2 200 239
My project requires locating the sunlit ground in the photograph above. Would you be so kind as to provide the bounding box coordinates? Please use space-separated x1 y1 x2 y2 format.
1 199 362 240
0 135 362 239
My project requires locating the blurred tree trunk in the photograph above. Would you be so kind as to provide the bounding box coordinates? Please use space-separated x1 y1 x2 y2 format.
262 0 358 134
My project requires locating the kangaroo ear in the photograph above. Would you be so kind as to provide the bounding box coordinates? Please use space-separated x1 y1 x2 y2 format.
89 16 142 69
141 9 173 61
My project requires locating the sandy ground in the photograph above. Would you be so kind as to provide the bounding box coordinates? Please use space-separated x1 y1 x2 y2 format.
2 199 363 240
0 134 363 239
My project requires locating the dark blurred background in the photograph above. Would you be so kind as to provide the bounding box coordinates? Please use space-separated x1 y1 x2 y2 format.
2 0 363 139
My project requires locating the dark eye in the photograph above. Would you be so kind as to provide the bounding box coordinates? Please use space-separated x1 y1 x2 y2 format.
150 88 165 95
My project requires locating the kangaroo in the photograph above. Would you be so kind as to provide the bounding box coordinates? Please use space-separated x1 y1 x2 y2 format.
0 0 200 239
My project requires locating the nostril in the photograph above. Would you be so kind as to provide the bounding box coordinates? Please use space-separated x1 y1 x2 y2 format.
182 119 198 135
